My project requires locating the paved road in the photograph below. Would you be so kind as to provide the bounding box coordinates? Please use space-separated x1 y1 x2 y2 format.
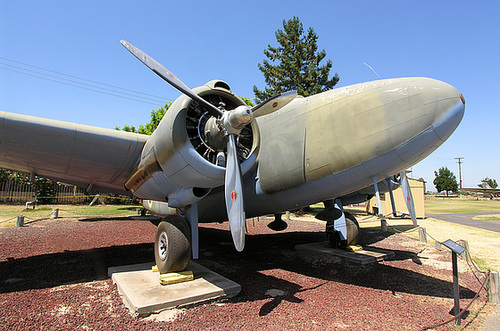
482 305 500 331
426 213 500 233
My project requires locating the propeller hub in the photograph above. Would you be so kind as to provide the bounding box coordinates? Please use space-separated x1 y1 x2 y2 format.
204 117 226 151
221 106 252 135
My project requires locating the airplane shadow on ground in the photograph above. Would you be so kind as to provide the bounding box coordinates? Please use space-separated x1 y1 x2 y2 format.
0 226 476 317
0 243 155 293
196 227 476 300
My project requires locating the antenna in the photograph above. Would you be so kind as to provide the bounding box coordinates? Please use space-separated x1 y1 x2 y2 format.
363 62 381 80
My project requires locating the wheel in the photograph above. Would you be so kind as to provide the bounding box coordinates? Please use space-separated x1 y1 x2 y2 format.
344 212 359 246
154 215 191 273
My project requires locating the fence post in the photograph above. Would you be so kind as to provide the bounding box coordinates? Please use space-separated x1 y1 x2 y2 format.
16 216 24 227
381 219 387 232
418 227 427 242
457 240 470 263
488 271 500 304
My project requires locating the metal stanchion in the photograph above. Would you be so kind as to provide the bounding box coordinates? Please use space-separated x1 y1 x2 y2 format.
442 239 466 326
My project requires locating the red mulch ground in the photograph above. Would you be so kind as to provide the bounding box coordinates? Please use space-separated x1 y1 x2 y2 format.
0 215 492 330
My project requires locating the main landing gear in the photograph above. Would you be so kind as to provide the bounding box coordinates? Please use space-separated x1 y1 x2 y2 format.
154 215 192 273
316 199 360 249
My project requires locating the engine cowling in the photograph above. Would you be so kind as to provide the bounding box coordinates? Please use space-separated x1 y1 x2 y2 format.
126 80 259 206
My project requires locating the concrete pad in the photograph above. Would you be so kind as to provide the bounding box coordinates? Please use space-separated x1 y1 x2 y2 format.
108 261 241 317
296 241 395 265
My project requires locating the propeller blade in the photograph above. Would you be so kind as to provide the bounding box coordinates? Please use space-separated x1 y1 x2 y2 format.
251 90 297 118
225 134 246 251
399 171 418 227
120 40 222 117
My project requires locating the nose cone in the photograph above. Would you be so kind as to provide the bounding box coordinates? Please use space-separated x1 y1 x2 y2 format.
427 79 465 142
393 77 465 166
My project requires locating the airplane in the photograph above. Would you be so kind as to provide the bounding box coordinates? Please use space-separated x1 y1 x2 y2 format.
0 40 465 273
460 183 500 199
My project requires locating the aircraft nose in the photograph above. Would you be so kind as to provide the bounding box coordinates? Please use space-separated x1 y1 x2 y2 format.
427 79 465 142
391 78 465 168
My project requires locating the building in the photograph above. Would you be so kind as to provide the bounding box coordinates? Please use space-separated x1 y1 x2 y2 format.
366 177 425 218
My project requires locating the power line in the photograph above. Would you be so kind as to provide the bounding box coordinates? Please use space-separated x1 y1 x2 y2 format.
0 62 166 104
0 56 174 105
0 56 170 100
0 65 163 106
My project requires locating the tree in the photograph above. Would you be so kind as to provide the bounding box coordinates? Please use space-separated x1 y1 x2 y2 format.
0 169 9 184
116 96 253 135
240 96 254 107
433 167 458 196
479 177 498 189
116 102 171 135
253 17 339 103
30 176 57 204
0 169 58 204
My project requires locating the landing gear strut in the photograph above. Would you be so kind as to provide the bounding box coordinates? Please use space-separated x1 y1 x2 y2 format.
154 215 191 273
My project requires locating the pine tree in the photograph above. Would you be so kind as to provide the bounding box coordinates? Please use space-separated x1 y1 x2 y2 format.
253 17 339 102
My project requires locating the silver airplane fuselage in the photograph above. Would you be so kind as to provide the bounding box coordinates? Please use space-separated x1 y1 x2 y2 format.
137 77 465 221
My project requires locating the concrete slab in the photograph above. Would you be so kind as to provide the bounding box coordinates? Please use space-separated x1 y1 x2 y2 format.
108 261 241 317
296 241 395 265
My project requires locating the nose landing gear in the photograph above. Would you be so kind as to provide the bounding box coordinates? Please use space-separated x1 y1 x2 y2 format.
316 199 359 249
154 215 192 273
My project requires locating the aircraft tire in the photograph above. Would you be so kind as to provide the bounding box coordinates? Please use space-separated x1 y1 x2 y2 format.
154 215 191 273
345 212 359 246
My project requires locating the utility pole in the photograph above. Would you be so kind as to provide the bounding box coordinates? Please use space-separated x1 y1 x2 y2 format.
455 157 464 189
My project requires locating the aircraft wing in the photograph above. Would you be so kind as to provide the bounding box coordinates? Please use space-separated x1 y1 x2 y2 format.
460 187 500 195
0 111 148 194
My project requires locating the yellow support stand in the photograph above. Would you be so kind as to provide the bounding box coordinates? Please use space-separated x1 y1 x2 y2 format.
159 271 194 285
346 245 363 252
152 265 194 285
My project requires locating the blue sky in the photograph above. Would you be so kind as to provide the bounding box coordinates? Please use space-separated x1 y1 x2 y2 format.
1 1 499 190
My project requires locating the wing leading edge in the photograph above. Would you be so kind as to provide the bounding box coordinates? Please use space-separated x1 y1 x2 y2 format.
0 111 148 194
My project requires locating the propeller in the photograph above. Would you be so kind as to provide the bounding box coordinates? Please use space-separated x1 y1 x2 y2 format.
399 171 418 227
121 40 297 251
225 135 245 250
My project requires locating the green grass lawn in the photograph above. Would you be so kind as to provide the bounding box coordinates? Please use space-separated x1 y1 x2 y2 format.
424 197 500 214
473 214 500 221
0 204 142 227
297 198 500 217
